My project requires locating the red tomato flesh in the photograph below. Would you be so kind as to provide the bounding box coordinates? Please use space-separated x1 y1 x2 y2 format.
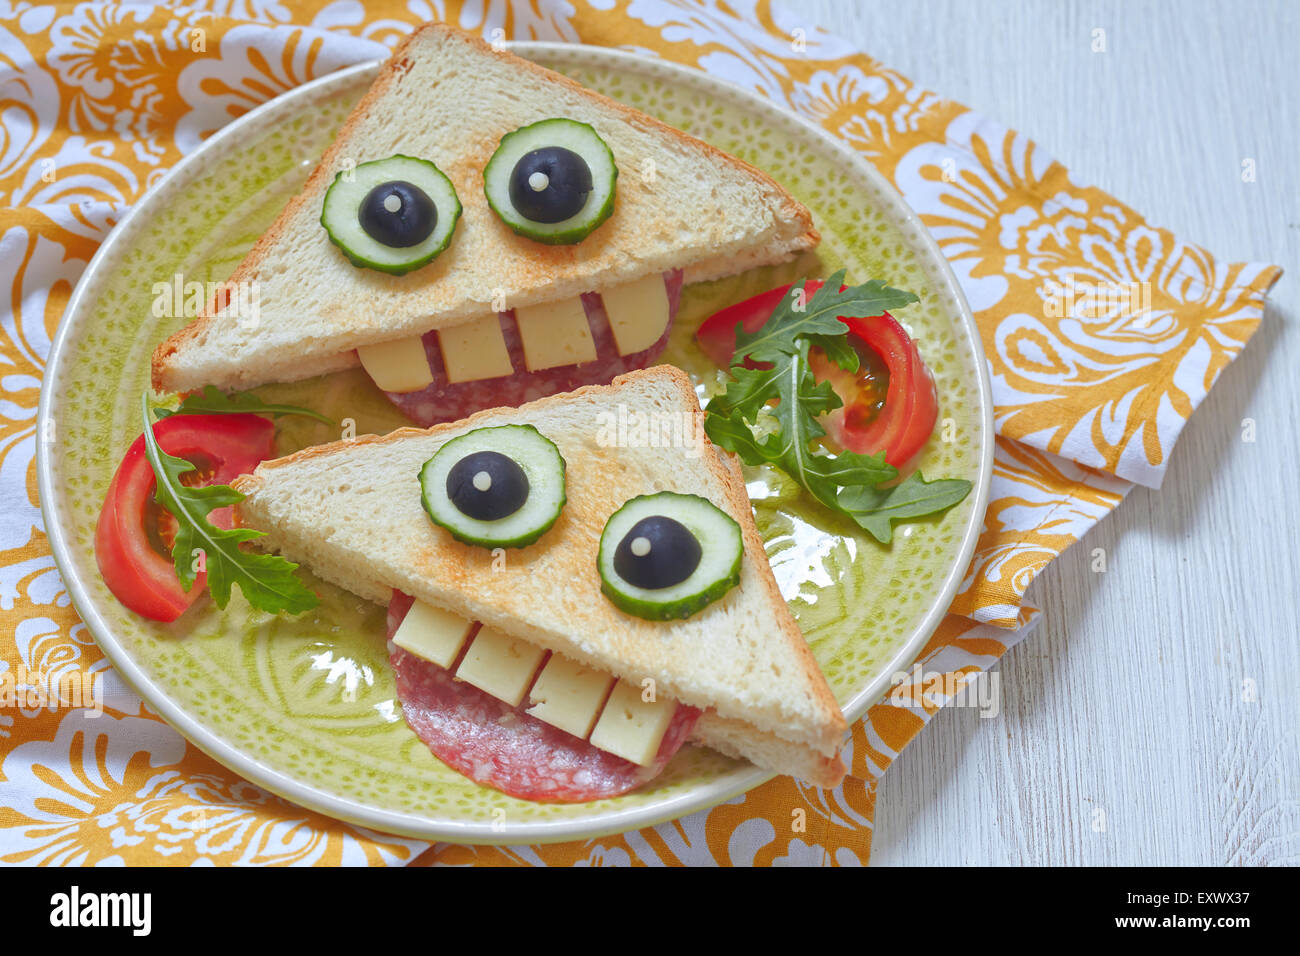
696 280 939 467
95 414 275 622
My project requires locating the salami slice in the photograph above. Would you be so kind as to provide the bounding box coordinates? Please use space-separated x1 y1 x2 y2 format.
380 270 685 427
387 592 699 802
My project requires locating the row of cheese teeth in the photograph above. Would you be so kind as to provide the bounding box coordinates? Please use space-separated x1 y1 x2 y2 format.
391 598 676 767
356 273 672 393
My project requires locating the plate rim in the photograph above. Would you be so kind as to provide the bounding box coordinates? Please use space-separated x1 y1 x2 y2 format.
36 42 993 847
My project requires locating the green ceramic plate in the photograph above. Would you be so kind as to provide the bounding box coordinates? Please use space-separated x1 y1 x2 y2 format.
37 45 992 845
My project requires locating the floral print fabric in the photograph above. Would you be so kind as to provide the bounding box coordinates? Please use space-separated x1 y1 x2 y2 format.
0 0 1279 865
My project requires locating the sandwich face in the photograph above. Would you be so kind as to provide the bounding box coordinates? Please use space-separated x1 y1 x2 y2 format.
152 23 818 408
232 366 847 796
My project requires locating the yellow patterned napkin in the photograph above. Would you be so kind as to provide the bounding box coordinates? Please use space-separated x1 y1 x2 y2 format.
0 0 1279 866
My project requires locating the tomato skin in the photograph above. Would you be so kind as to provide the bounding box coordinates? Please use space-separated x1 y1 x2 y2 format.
696 279 939 466
825 313 938 467
695 283 794 369
95 414 275 623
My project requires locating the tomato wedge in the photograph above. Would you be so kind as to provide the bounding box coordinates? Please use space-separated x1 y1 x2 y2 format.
696 283 792 369
95 414 275 622
696 279 939 467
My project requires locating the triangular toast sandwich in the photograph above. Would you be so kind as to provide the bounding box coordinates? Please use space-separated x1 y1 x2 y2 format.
153 22 818 395
232 366 847 787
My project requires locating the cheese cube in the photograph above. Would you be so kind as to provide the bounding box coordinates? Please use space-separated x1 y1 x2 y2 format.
391 599 474 669
513 297 597 371
600 275 670 356
437 315 514 383
526 654 615 740
455 626 546 706
588 678 676 767
356 336 434 393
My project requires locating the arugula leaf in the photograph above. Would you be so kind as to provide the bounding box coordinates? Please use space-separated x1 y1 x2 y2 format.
704 339 897 513
140 394 319 614
837 472 974 544
155 385 333 424
703 273 972 545
735 269 919 367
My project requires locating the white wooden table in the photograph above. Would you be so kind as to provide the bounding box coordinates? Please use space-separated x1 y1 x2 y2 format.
802 0 1300 865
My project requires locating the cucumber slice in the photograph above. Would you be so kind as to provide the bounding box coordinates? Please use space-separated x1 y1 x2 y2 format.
321 155 461 275
419 425 566 549
483 118 617 245
597 493 743 621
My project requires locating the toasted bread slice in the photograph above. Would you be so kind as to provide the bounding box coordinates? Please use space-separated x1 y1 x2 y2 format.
152 23 818 394
232 366 847 786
